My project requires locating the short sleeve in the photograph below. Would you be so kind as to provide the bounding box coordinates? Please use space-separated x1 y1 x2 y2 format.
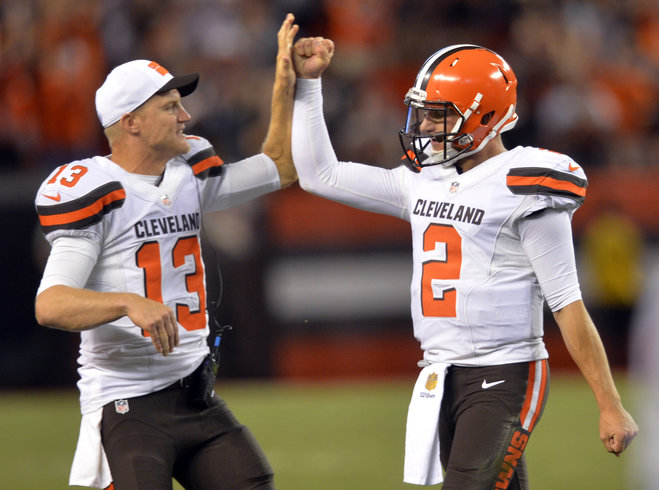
506 150 587 218
34 159 124 245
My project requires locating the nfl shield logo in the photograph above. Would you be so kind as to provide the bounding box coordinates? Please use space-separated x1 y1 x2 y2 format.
425 373 438 391
115 399 130 415
449 181 460 194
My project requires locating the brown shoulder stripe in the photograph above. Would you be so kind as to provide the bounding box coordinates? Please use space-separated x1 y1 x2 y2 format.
36 181 126 234
187 147 224 180
506 167 587 203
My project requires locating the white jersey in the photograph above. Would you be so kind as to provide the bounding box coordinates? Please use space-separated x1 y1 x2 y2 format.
35 136 280 413
405 148 585 365
293 78 588 367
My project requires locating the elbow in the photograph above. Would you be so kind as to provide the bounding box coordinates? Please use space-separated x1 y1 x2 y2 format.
297 178 322 197
296 176 313 193
552 299 585 321
293 165 320 194
35 297 52 328
35 287 70 330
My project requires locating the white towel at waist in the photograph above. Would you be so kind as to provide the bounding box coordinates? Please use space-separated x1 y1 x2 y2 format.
69 408 113 489
404 362 449 486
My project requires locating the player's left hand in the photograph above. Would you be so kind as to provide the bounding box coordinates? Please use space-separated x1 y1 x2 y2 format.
600 406 638 456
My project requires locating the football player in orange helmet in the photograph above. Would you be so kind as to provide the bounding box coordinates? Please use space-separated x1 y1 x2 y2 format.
291 38 638 490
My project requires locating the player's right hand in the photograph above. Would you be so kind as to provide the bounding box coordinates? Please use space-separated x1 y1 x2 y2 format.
125 294 179 356
292 36 334 79
600 406 639 457
276 13 298 89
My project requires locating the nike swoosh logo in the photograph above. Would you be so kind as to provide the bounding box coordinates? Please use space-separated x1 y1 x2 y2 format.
569 163 581 172
482 379 506 389
43 192 61 202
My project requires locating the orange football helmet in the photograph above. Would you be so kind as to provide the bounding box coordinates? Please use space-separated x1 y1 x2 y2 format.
399 44 518 170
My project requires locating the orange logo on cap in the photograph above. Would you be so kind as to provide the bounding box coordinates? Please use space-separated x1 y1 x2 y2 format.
147 61 169 76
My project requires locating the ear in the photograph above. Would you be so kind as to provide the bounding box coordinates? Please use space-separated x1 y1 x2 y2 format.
120 113 141 135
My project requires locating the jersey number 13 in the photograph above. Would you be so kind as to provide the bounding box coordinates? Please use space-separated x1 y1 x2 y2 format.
136 237 206 333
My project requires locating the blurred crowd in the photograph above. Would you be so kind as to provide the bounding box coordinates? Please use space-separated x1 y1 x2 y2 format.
1 0 657 173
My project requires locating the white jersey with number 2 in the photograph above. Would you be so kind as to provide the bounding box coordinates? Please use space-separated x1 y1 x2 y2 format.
292 78 588 367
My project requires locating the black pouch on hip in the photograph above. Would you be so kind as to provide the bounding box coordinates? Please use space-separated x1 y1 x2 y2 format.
188 353 218 409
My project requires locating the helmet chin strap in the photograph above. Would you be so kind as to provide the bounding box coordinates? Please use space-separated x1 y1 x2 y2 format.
428 131 474 167
429 141 470 167
433 130 492 167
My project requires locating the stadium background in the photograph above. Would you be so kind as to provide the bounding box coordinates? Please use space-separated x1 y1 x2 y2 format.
0 0 657 488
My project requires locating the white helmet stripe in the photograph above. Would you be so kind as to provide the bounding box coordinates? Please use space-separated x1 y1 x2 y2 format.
458 92 483 129
489 103 517 136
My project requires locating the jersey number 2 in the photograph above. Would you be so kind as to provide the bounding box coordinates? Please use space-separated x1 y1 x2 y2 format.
136 237 206 333
421 224 462 317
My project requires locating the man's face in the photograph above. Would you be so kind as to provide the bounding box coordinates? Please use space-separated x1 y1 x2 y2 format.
419 108 461 151
134 89 192 158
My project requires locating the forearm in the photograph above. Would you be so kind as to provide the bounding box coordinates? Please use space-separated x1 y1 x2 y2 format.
262 23 297 188
553 300 622 411
292 78 339 195
35 284 134 332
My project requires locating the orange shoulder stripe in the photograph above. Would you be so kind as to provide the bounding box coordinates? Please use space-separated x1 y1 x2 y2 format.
506 167 587 202
506 174 587 197
191 155 224 176
39 188 126 227
38 186 126 231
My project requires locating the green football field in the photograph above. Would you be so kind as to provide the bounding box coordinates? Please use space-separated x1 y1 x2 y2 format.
0 374 638 489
